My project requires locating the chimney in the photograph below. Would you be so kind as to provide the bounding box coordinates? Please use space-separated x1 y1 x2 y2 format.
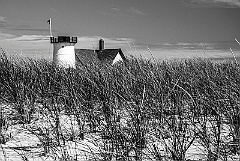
99 38 104 51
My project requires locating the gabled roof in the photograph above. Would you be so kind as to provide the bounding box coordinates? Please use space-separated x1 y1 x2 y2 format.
75 48 126 64
96 49 126 62
75 49 98 64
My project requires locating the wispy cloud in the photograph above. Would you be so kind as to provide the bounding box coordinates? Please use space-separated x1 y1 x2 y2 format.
0 17 50 34
11 28 51 32
96 10 109 15
161 41 240 51
0 16 23 30
96 8 131 17
5 35 49 42
0 16 7 23
133 41 240 59
75 36 134 49
129 7 147 15
134 41 240 52
111 7 120 12
0 15 50 34
1 34 239 60
0 17 33 31
97 7 147 17
0 16 10 29
50 8 61 14
96 10 117 16
0 31 16 40
185 0 240 8
0 34 50 57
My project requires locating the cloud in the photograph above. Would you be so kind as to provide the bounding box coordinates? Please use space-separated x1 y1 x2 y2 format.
11 28 51 32
0 18 32 30
5 35 49 42
97 7 147 17
129 7 147 15
0 16 10 28
0 16 7 23
2 35 133 48
75 36 134 49
0 34 50 57
96 8 131 17
0 16 48 33
96 10 115 16
1 34 239 60
50 8 61 14
0 16 17 29
133 41 240 60
111 8 120 12
134 41 240 52
161 42 235 51
185 0 240 8
0 31 16 40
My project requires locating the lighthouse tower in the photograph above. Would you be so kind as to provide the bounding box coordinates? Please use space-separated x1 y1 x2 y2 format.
50 36 77 68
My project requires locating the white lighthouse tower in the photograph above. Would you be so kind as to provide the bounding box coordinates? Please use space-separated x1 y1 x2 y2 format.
50 36 77 68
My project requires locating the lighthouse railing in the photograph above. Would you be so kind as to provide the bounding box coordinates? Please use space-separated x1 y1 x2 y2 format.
50 36 77 43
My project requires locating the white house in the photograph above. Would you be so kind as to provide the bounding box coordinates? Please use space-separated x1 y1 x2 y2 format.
75 39 126 65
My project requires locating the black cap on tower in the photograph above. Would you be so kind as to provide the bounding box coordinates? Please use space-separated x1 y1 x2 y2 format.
99 38 104 51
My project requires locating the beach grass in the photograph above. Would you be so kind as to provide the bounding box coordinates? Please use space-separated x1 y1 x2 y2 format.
0 51 240 161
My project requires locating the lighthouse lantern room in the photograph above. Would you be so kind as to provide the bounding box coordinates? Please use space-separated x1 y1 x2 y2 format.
50 36 77 68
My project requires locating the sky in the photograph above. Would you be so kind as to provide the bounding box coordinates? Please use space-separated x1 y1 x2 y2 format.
0 0 240 60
